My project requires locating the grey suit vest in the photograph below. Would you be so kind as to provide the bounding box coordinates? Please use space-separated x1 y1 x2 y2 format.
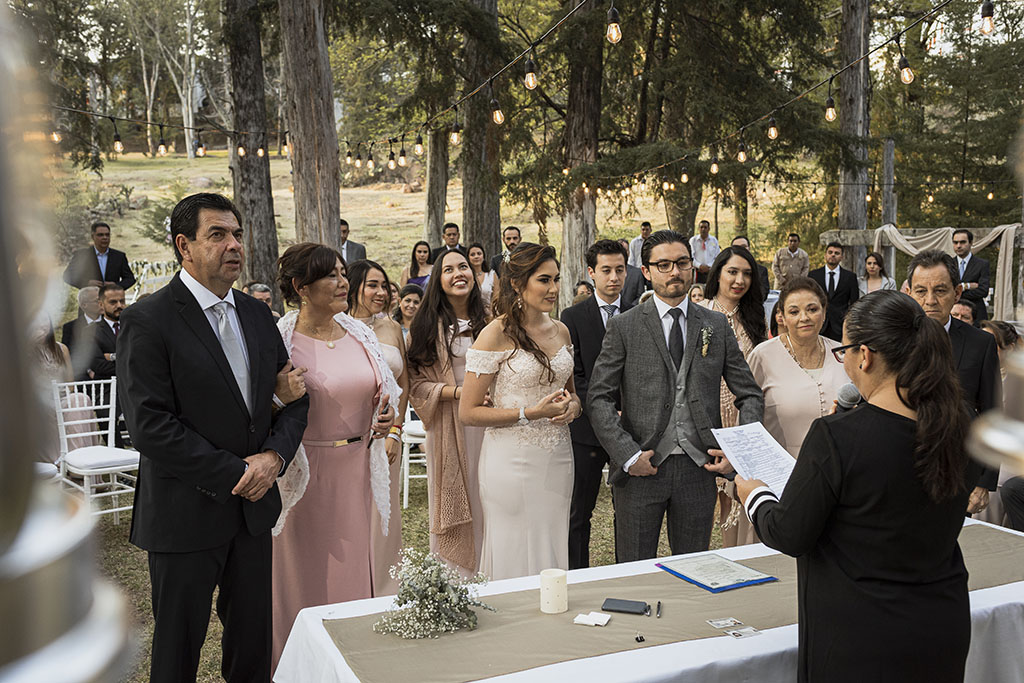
653 358 707 467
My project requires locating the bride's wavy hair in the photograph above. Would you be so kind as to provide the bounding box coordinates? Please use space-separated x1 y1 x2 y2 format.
493 242 559 382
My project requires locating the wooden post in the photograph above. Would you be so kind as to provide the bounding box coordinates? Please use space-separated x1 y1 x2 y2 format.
881 138 897 275
838 0 871 274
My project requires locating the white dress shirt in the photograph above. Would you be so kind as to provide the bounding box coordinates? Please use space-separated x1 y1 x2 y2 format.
595 293 622 328
340 241 349 264
95 246 109 280
103 316 119 334
623 294 689 472
688 234 720 268
824 264 841 293
628 236 644 268
179 267 250 371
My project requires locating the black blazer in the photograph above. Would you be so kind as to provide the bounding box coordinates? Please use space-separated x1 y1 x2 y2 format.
431 244 468 262
958 255 990 320
622 265 645 309
62 314 98 380
810 266 860 341
757 263 771 300
63 246 136 290
489 253 505 275
90 320 118 380
949 317 1001 490
561 295 633 447
117 273 309 553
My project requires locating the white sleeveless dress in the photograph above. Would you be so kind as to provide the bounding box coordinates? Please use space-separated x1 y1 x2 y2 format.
466 345 574 580
369 342 405 595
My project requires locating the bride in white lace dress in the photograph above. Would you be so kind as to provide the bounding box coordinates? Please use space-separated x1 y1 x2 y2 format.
461 244 582 580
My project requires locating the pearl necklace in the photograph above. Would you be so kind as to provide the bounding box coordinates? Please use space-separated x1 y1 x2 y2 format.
781 333 829 416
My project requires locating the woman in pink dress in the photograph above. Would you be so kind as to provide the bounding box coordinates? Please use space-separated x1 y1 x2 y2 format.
270 244 397 669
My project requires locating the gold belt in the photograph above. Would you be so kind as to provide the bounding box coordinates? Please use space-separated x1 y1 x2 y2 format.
302 435 363 448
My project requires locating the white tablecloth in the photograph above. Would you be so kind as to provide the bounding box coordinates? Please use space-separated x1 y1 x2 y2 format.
275 520 1024 682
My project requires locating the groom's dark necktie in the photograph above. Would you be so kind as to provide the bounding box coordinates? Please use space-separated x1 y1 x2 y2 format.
828 270 836 298
668 308 684 370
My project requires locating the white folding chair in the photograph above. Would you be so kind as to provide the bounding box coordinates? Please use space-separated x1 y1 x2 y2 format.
53 378 139 522
401 406 428 509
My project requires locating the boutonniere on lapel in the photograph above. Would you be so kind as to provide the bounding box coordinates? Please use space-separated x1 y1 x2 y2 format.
701 326 713 357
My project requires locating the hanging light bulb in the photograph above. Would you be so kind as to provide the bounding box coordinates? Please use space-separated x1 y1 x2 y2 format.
767 117 779 140
345 148 353 165
987 187 994 201
670 183 676 190
257 145 265 158
281 132 289 156
398 147 407 167
111 118 124 153
50 129 63 144
195 129 206 158
662 180 670 191
981 0 995 35
450 121 461 146
367 151 375 171
157 125 167 156
680 168 689 184
865 188 872 202
737 141 747 163
606 4 622 44
927 185 935 203
825 96 837 122
710 156 719 175
490 98 505 125
524 55 539 90
562 167 570 176
355 145 362 167
414 133 424 156
896 37 915 85
388 151 397 170
761 182 768 199
811 183 818 199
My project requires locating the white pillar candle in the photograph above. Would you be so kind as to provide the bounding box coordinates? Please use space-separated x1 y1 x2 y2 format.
539 568 568 614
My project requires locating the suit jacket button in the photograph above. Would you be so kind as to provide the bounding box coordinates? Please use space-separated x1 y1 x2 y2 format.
249 424 255 433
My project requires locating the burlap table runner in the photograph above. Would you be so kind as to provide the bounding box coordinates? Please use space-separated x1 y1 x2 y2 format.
323 524 1024 683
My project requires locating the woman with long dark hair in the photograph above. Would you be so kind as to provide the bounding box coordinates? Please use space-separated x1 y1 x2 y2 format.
701 246 767 546
859 250 897 295
399 240 433 289
407 250 489 574
391 283 423 342
737 290 975 683
467 242 496 314
460 243 581 579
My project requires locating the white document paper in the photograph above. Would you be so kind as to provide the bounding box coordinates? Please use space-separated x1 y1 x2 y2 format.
711 422 795 496
659 553 773 590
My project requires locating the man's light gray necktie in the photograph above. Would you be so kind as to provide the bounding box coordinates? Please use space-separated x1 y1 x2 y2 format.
213 302 251 414
601 304 618 326
960 260 966 280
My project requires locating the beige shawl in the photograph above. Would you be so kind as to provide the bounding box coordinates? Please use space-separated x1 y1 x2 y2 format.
407 323 475 570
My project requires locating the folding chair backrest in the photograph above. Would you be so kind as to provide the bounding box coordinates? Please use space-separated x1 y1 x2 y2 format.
52 378 117 457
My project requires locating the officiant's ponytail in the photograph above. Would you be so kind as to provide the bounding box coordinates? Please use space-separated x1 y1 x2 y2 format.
844 291 968 503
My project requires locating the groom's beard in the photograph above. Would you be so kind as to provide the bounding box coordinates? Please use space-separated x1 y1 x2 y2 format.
654 277 689 299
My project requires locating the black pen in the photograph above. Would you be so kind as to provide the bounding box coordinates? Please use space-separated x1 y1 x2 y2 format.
656 601 662 618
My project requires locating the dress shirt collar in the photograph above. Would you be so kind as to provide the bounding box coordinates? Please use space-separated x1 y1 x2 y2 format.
959 253 972 267
653 293 688 321
179 266 236 312
94 246 109 256
103 316 118 332
595 292 621 309
84 313 101 324
944 316 952 333
825 264 841 276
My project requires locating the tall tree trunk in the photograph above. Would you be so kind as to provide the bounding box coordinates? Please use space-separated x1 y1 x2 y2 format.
649 14 672 142
279 0 342 248
461 0 502 258
666 182 702 240
733 175 748 234
425 127 449 246
558 0 603 311
632 0 662 144
225 0 280 307
838 0 870 271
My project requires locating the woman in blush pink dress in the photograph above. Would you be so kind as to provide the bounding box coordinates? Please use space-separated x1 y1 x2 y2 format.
270 244 398 670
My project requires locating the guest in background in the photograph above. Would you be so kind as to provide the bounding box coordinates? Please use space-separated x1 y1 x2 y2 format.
951 301 977 326
701 247 767 546
688 283 705 303
468 242 496 314
731 235 771 300
574 280 594 298
407 250 489 574
747 277 848 458
400 240 433 289
63 221 136 290
810 242 859 342
392 283 423 342
907 249 999 514
952 229 990 321
737 290 976 683
431 223 467 262
769 300 785 338
33 317 97 462
338 218 367 264
62 285 101 379
561 239 633 569
1003 477 1024 531
979 320 1022 367
622 261 647 307
272 244 396 666
347 259 410 596
772 233 809 290
628 221 652 268
461 244 580 579
490 226 521 274
90 283 126 383
388 282 400 317
858 251 897 295
689 220 720 284
245 282 280 319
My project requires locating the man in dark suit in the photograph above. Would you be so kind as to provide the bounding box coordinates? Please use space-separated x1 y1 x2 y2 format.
489 225 521 274
338 218 367 264
589 231 763 561
952 229 990 321
63 221 136 290
731 235 771 300
62 285 102 378
561 240 635 569
430 222 467 262
907 249 1000 516
809 242 859 341
117 193 309 683
621 264 645 309
89 283 125 382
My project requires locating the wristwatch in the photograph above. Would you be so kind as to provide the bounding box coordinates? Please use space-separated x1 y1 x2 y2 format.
518 407 530 426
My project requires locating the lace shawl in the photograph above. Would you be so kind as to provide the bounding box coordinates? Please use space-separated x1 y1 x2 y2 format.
273 309 400 537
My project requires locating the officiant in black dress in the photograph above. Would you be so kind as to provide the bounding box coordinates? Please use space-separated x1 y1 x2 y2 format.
736 290 977 683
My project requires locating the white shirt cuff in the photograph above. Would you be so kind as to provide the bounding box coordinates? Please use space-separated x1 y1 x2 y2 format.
623 450 642 473
272 394 286 409
744 485 779 524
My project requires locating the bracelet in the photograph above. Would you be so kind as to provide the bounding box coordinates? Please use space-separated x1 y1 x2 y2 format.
386 433 401 443
389 425 403 435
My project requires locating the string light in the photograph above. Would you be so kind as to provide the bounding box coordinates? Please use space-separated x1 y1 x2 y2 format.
157 125 167 156
896 35 915 85
367 143 375 171
825 77 837 122
195 129 206 157
662 180 670 191
388 151 396 170
237 143 246 157
987 187 994 200
110 117 124 153
398 135 407 166
927 185 935 203
355 143 363 168
524 54 539 90
865 186 872 202
50 129 62 144
710 155 719 175
811 183 818 198
345 142 353 165
414 133 424 156
281 132 289 156
761 182 768 198
606 2 622 44
257 144 265 158
737 141 747 164
450 107 462 145
680 168 689 184
767 116 779 140
981 1 994 35
562 167 570 176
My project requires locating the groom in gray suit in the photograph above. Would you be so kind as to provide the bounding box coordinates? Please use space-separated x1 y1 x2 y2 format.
589 230 764 561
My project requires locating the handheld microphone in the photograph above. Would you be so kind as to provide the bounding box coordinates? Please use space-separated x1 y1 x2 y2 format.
836 382 863 412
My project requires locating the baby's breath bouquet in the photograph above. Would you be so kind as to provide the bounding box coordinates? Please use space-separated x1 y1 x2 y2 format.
373 547 495 639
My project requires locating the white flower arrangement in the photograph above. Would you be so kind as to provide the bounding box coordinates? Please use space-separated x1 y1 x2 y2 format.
373 547 495 639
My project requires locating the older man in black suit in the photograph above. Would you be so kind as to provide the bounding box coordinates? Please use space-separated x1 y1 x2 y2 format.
338 218 367 265
430 222 468 262
952 229 990 321
63 221 136 290
117 193 309 683
810 241 859 341
561 239 635 568
907 249 1000 516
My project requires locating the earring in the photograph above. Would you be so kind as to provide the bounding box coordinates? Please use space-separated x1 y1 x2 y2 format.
859 364 863 370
